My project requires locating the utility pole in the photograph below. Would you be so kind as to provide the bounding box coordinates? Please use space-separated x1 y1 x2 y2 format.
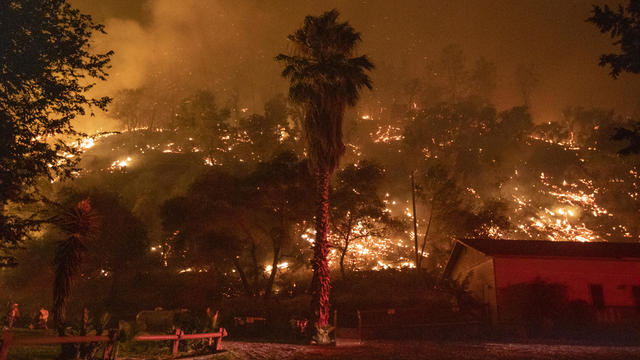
411 171 419 269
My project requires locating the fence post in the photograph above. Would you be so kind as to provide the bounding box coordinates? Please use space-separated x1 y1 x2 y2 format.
0 331 12 360
103 329 118 360
357 310 362 344
211 328 223 351
171 328 182 357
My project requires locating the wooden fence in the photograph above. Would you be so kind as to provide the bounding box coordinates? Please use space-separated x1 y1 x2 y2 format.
0 327 227 360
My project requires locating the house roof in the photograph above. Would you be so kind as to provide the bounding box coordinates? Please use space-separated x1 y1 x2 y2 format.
459 238 640 258
443 238 640 278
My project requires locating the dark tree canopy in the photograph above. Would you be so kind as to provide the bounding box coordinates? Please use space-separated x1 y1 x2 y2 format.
160 152 313 298
589 0 640 78
276 9 374 172
589 0 640 155
0 0 112 266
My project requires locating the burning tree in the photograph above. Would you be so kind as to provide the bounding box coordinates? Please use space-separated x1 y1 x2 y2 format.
330 161 398 278
276 9 374 341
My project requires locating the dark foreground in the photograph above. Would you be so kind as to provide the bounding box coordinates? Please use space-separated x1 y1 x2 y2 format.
215 340 640 360
9 339 640 359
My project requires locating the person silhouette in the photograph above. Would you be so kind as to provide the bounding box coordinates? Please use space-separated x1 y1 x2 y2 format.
6 303 20 329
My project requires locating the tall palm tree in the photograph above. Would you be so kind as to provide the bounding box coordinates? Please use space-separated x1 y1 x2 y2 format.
53 199 99 337
276 9 373 337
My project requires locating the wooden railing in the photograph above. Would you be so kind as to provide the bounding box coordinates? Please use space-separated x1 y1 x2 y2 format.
0 327 227 360
135 328 228 356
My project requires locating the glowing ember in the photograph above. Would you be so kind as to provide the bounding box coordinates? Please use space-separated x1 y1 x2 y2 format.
78 137 95 149
264 262 290 273
110 157 132 170
371 125 404 143
325 218 415 271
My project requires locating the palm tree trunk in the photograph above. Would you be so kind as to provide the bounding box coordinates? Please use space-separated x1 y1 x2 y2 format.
310 167 332 331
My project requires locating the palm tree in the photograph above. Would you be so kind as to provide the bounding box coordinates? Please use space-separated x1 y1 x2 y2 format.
276 9 373 338
53 199 99 337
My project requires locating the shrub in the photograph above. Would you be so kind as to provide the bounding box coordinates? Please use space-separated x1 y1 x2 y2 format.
499 278 568 337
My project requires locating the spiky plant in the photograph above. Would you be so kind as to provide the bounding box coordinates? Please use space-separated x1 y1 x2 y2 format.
276 9 373 339
53 199 99 336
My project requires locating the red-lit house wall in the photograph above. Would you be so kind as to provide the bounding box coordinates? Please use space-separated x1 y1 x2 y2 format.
493 256 640 308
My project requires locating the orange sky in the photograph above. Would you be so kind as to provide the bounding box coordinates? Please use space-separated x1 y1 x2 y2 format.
72 0 640 130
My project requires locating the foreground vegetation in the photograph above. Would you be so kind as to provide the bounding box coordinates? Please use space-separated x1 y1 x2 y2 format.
9 339 640 360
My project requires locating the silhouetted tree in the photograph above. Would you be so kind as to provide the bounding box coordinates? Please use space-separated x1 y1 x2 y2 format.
0 0 112 267
111 88 146 130
589 0 640 78
246 152 314 296
276 9 373 338
236 94 296 163
175 90 231 164
160 169 252 294
438 44 468 103
330 162 394 278
515 63 539 107
161 152 313 298
589 1 640 155
613 123 640 155
470 57 497 103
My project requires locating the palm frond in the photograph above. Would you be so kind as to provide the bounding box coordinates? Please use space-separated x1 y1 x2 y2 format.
276 9 373 172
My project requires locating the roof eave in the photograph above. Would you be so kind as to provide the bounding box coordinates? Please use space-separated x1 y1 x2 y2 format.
442 240 466 279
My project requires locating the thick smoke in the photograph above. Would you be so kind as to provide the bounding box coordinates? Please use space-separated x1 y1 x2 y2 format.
73 0 640 132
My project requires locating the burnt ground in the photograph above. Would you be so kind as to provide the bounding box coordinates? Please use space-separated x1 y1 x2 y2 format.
219 340 640 360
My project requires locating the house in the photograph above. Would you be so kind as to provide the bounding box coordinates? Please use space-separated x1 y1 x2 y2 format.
443 238 640 325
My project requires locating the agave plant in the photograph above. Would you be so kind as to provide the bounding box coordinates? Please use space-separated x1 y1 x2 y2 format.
52 199 99 336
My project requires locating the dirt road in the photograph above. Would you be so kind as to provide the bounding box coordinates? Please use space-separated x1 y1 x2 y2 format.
221 340 640 360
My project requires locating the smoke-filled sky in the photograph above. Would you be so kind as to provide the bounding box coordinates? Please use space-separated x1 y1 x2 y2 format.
73 0 640 131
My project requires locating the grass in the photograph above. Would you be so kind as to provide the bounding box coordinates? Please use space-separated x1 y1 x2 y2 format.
7 346 60 360
3 328 226 360
4 329 60 360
